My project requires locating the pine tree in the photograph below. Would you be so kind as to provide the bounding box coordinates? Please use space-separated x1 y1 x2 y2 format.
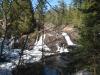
9 0 34 36
71 0 100 75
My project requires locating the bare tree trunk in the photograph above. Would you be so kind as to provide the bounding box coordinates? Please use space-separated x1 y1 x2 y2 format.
0 0 12 59
37 0 46 64
93 55 96 75
0 11 7 59
17 34 29 66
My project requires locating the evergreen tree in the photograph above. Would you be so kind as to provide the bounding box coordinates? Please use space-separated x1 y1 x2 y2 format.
70 0 100 75
10 0 34 36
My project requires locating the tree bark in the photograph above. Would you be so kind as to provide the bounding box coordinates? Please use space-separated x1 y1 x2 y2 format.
92 55 96 75
0 10 7 59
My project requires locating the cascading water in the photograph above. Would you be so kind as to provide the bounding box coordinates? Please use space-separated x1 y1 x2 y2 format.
0 32 75 75
62 32 76 46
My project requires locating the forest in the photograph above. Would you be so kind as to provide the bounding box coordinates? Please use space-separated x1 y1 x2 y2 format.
0 0 100 75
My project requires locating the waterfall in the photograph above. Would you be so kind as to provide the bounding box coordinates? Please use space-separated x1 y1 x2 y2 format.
23 32 73 62
56 44 68 53
8 37 14 50
62 32 75 46
0 32 76 75
23 34 51 62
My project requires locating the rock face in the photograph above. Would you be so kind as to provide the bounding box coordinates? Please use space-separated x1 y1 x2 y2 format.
44 32 67 52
